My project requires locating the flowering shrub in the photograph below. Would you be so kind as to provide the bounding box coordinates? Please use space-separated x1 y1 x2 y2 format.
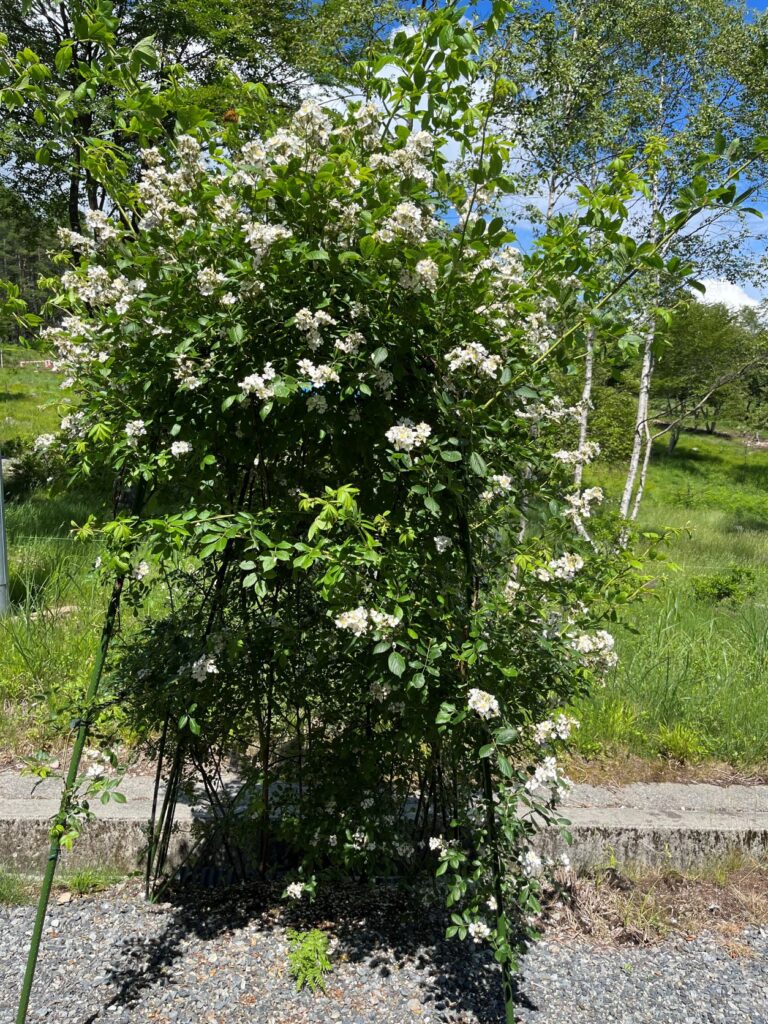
2 1 750 1018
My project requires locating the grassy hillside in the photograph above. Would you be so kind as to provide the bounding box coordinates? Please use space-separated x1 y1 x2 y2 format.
574 432 768 768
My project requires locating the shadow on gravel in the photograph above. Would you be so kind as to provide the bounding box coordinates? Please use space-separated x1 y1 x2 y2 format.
97 882 537 1023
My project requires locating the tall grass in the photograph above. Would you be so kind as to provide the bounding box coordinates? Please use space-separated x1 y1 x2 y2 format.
574 433 768 768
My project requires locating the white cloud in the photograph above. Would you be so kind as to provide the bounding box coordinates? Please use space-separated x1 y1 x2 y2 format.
696 279 761 309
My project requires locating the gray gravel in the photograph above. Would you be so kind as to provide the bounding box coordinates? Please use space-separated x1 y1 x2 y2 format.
1 883 767 1023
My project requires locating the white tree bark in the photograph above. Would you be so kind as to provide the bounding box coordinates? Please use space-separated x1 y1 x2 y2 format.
619 332 653 520
573 328 594 490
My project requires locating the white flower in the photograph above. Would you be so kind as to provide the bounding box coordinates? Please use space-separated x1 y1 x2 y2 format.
369 610 399 632
481 474 513 502
434 536 452 553
553 442 601 466
385 421 432 453
328 834 338 847
468 921 492 943
220 292 238 306
239 363 277 401
533 714 579 745
399 258 439 292
446 342 501 379
467 688 500 720
294 308 337 349
486 896 498 912
570 630 617 670
84 208 120 243
170 440 192 457
133 560 150 581
34 434 56 452
284 881 305 900
196 267 226 296
191 656 219 683
525 755 559 793
521 849 543 877
370 680 391 702
375 201 430 245
428 836 445 852
125 419 146 444
564 487 604 521
504 579 521 602
335 607 369 636
244 222 292 266
334 331 364 354
297 359 339 388
548 553 584 581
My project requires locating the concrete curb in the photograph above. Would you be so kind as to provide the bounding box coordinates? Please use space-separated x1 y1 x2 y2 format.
2 774 768 876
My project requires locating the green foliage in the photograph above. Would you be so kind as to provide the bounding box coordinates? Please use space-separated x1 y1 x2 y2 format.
690 563 757 604
0 870 33 905
586 386 638 464
59 866 123 895
285 928 333 993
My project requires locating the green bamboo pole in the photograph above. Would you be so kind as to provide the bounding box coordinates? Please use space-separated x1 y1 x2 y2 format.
15 575 125 1024
482 758 517 1024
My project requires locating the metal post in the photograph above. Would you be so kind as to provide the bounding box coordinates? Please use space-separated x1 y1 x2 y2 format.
0 449 9 614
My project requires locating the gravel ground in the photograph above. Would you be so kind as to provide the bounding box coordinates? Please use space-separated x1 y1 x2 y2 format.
1 883 767 1024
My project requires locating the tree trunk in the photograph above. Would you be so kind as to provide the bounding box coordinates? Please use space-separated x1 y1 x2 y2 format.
619 333 653 519
574 329 594 489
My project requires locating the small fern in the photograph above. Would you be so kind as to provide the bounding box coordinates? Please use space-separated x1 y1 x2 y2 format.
286 928 333 993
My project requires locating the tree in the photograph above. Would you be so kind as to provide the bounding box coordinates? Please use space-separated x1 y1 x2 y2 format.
0 0 404 223
493 0 768 521
653 301 767 447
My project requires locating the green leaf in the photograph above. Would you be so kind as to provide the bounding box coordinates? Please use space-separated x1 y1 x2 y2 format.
469 451 488 476
440 449 462 462
388 651 406 677
478 744 494 759
54 45 73 73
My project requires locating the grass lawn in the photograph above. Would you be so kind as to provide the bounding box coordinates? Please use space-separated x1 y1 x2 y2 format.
573 431 768 768
0 357 107 754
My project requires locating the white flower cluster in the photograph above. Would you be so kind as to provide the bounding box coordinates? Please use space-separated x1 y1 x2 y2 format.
446 342 501 379
370 130 434 185
60 412 86 437
468 920 492 943
553 441 601 466
434 535 452 553
292 99 333 146
523 301 558 356
57 227 95 252
525 754 562 793
548 552 584 581
84 208 120 243
504 578 521 602
564 487 604 520
571 630 618 670
334 607 400 636
481 473 513 502
370 680 392 702
133 560 150 581
244 222 292 266
375 201 431 245
467 688 500 720
61 265 145 313
239 363 277 401
295 307 337 350
173 356 203 391
399 257 439 292
170 440 192 457
297 359 339 388
518 396 585 424
34 434 56 452
385 421 432 452
125 419 147 445
284 881 305 900
196 267 226 296
521 849 543 877
334 330 364 355
191 655 219 683
137 138 202 232
352 102 381 145
533 714 579 745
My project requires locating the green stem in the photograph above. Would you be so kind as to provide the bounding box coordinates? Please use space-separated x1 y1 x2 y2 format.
15 575 125 1024
481 758 517 1024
